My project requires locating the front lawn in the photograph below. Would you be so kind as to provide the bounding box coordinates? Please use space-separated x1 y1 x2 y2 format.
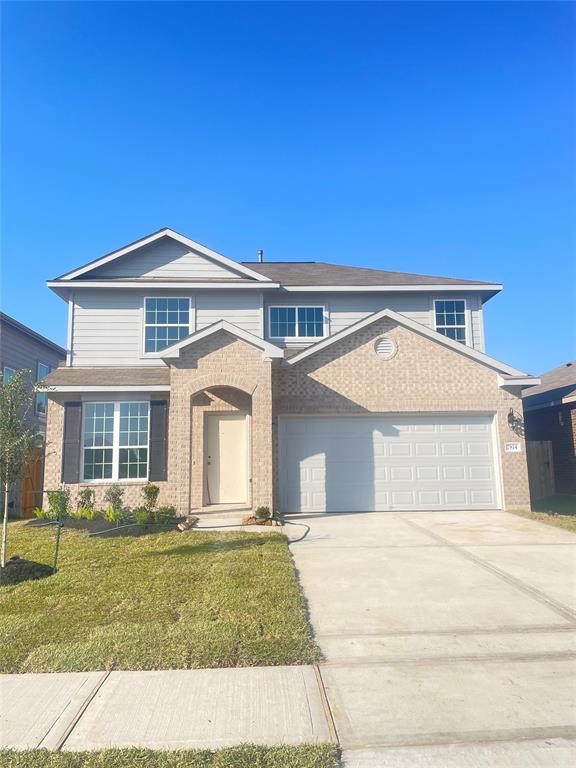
512 494 576 533
0 745 340 768
0 522 318 673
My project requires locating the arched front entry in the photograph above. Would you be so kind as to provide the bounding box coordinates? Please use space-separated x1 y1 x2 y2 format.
190 386 253 509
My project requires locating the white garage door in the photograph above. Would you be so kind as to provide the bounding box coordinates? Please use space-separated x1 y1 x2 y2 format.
279 415 500 513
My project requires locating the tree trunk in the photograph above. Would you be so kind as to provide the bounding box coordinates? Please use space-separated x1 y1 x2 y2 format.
1 480 9 568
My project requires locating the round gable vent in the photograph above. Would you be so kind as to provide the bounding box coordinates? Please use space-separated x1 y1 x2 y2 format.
374 336 396 360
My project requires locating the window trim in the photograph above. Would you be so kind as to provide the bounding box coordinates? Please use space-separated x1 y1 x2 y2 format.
268 305 327 340
3 366 16 384
81 400 150 483
433 299 468 345
35 361 51 416
142 296 192 355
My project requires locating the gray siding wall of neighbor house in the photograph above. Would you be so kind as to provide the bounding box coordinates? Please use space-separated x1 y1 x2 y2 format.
263 291 485 351
69 288 486 366
0 321 65 432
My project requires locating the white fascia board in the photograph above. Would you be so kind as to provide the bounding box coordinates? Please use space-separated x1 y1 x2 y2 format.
47 385 170 393
286 306 529 377
160 319 284 360
47 280 280 290
281 284 503 293
498 375 541 388
56 229 273 283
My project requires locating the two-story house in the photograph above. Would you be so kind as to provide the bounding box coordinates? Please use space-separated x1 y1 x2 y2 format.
0 312 66 516
43 228 537 515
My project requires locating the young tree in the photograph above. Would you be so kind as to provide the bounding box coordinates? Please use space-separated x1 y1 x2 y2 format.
0 369 41 567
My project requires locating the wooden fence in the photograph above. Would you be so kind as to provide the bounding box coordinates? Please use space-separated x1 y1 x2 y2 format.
526 440 555 502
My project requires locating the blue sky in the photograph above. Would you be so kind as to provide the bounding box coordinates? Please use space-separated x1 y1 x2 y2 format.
2 1 574 374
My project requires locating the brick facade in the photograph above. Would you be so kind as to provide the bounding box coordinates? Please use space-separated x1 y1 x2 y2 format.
44 322 531 515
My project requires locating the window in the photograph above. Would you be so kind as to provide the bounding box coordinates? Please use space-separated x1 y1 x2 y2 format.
434 300 467 343
144 297 190 352
3 367 15 384
83 401 149 481
269 306 325 338
36 362 51 415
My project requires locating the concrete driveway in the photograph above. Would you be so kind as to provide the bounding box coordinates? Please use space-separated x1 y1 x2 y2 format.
289 510 576 767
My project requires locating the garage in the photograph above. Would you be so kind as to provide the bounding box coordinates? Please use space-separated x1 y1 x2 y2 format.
278 414 501 513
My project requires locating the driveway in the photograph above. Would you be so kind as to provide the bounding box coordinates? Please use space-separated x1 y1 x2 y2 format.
289 510 576 767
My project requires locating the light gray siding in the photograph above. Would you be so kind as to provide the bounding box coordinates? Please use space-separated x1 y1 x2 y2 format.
71 289 262 366
196 292 261 335
88 238 242 280
264 292 485 351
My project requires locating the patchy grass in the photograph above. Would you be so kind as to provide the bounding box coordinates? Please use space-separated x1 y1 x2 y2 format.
0 522 318 673
0 745 340 768
512 495 576 533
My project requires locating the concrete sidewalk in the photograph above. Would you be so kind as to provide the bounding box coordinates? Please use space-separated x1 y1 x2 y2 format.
0 666 333 751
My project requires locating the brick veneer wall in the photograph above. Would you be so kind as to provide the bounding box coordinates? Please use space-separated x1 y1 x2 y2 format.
273 317 531 510
44 320 531 516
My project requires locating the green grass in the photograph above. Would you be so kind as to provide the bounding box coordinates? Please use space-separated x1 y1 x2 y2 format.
512 494 576 533
0 522 319 673
0 745 340 768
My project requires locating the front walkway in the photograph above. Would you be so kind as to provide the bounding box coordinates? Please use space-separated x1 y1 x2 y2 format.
289 510 576 767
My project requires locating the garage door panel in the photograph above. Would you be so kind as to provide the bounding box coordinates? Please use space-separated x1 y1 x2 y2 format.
279 415 500 513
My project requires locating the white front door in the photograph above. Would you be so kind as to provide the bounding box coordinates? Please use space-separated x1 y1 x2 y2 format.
206 413 248 504
279 414 500 513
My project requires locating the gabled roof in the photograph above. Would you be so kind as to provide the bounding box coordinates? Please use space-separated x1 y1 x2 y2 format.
286 307 533 382
522 360 576 407
159 320 284 360
54 228 273 283
242 261 501 294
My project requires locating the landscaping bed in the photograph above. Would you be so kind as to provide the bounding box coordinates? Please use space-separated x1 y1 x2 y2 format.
0 745 340 768
0 521 319 673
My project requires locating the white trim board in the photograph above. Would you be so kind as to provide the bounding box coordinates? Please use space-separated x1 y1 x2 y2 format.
55 229 273 283
159 319 284 360
280 284 502 294
47 385 170 393
285 306 532 378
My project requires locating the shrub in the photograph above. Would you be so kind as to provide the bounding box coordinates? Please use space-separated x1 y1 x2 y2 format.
154 505 176 524
33 507 49 519
133 506 151 525
103 484 124 514
77 488 94 509
254 506 271 521
142 483 160 511
76 505 98 521
101 504 128 524
46 489 70 520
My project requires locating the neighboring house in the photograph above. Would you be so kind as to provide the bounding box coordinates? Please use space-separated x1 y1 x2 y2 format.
43 228 537 515
523 361 576 494
0 312 66 516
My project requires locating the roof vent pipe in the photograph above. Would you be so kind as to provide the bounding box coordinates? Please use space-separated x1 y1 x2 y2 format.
257 249 264 263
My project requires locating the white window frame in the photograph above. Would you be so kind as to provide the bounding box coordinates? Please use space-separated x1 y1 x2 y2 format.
433 299 468 345
143 296 192 355
81 400 150 483
268 305 327 340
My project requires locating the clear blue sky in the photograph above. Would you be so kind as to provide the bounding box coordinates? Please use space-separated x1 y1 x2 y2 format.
2 1 574 374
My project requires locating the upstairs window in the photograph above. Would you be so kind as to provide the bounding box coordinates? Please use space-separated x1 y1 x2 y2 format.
144 297 190 352
36 362 51 415
434 300 467 343
269 306 325 338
